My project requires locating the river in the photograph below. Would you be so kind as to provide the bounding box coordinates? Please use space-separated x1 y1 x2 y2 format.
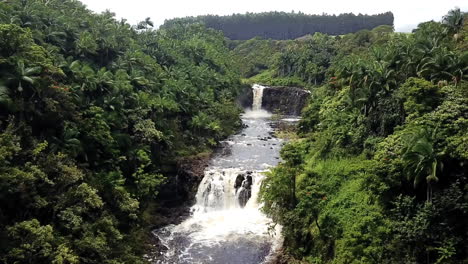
153 84 290 264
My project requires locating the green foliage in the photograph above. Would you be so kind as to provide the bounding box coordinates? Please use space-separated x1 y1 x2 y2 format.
6 219 65 263
162 12 394 40
0 24 33 57
0 0 242 262
402 127 440 201
275 33 336 86
230 37 287 77
247 69 308 87
398 78 441 120
260 8 468 264
443 8 465 35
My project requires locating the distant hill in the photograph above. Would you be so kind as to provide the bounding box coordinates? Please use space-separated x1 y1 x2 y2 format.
161 11 394 40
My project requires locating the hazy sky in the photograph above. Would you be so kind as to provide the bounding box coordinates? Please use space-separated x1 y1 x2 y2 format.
79 0 468 32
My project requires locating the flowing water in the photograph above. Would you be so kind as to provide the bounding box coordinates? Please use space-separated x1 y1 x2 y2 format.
252 84 265 111
153 84 286 264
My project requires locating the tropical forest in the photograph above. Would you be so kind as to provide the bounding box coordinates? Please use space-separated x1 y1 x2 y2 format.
0 0 467 264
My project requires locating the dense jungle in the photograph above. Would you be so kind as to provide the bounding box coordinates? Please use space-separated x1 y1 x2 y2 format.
0 1 467 263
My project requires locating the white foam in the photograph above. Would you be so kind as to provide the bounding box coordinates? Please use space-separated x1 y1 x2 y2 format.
281 117 301 122
252 84 266 111
243 109 272 119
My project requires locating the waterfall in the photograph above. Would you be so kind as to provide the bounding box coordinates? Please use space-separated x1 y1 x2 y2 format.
244 84 271 119
152 108 284 264
193 169 262 213
252 84 266 111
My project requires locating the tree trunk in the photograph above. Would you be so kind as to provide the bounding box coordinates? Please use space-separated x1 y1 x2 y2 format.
427 182 433 203
291 174 297 208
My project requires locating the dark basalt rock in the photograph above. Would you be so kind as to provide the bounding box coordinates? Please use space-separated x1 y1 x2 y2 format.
235 174 245 190
237 84 254 108
234 173 253 208
246 175 253 185
262 86 310 115
144 153 212 251
237 187 252 208
216 141 232 156
156 154 212 212
240 85 310 115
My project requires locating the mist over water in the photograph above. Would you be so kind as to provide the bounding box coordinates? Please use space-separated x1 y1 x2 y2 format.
242 109 272 119
153 85 286 264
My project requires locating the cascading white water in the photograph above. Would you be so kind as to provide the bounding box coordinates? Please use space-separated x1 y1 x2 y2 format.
244 84 271 119
193 169 265 213
252 84 266 111
152 84 285 264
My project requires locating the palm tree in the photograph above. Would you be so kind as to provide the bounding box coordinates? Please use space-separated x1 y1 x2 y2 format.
7 61 41 93
136 17 155 30
335 55 369 106
442 8 465 37
417 47 467 85
402 127 440 202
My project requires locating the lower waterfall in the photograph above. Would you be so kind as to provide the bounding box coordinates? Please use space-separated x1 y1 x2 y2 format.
152 84 287 264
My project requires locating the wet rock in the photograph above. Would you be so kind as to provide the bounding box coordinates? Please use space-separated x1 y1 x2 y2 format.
237 179 252 208
216 141 233 156
246 175 253 186
237 84 254 109
234 174 245 190
260 86 310 115
233 173 253 208
157 153 211 206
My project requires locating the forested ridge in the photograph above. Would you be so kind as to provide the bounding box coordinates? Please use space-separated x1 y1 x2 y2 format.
162 12 394 40
247 8 468 264
0 0 243 263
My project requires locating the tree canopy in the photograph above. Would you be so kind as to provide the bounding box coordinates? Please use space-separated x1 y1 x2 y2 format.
162 11 394 40
0 0 242 262
257 9 468 264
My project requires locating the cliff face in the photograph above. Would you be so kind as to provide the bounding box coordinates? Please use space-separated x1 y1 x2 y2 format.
147 153 211 230
237 84 254 109
158 154 211 205
261 86 310 116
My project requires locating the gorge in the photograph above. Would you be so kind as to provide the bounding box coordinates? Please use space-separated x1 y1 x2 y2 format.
152 85 298 264
1 2 466 263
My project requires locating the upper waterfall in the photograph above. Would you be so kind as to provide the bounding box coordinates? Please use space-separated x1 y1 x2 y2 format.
243 84 271 119
241 84 310 116
252 84 266 111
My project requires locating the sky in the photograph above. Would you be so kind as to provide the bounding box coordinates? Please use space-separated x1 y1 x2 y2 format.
79 0 468 32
